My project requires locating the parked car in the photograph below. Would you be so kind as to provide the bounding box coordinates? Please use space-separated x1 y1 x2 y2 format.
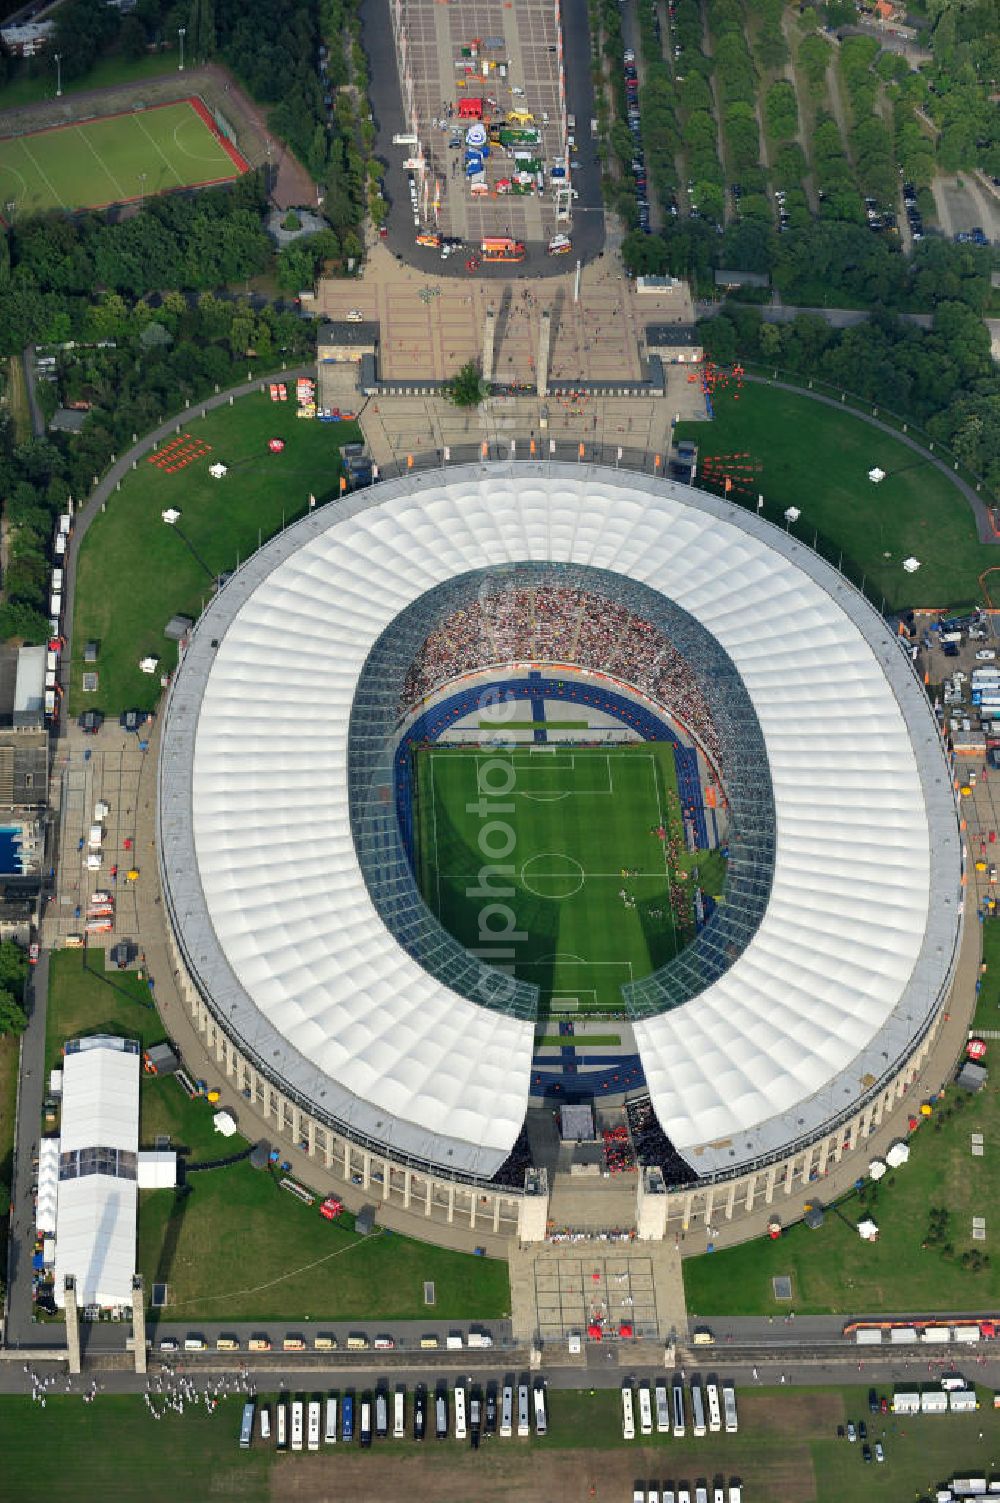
862 1444 873 1464
847 1422 857 1443
874 1442 884 1463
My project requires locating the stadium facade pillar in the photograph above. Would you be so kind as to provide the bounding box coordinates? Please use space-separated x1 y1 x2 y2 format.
64 1276 82 1376
517 1167 549 1242
799 1147 812 1187
483 309 497 386
403 1169 412 1209
362 1151 371 1190
725 1180 737 1220
680 1191 694 1232
636 1165 668 1241
493 1196 501 1233
703 1187 715 1227
818 1137 830 1177
783 1159 795 1196
469 1192 476 1229
744 1174 755 1213
132 1275 147 1375
425 1180 433 1217
447 1183 455 1224
765 1163 778 1203
537 310 551 399
382 1157 390 1201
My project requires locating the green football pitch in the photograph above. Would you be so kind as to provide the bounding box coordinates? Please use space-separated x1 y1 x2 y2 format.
413 744 725 1016
0 99 247 218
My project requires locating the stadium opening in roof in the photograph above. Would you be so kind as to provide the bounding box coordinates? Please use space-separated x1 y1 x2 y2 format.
158 463 962 1209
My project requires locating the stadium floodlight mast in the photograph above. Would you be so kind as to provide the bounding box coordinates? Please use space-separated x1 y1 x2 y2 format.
178 26 186 71
138 171 147 211
54 53 62 98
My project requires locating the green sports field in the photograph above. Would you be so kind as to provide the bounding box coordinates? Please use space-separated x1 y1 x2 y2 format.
413 744 726 1016
0 99 245 218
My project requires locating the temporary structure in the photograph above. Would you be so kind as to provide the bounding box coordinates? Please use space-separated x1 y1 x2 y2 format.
885 1142 910 1168
869 1159 887 1180
857 1217 879 1241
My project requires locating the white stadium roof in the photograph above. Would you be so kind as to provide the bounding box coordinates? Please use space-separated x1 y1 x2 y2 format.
158 465 962 1180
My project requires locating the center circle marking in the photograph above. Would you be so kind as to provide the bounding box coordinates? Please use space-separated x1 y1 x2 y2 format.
520 852 585 899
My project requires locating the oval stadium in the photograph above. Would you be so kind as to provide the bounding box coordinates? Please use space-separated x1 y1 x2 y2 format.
156 464 963 1234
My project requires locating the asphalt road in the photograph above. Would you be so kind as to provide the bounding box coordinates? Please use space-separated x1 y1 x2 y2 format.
361 0 605 277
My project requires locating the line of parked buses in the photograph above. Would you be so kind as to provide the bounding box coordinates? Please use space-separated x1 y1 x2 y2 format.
622 1376 738 1443
238 1377 548 1451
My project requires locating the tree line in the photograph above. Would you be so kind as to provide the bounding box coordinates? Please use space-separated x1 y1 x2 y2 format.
0 174 316 643
697 289 1000 496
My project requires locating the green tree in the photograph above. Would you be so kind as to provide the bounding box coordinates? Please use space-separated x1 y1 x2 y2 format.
0 987 26 1036
0 939 28 992
118 14 148 61
189 0 216 59
445 361 489 407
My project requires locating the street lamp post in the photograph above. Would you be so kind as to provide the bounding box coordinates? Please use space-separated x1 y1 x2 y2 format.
178 27 186 71
54 53 62 98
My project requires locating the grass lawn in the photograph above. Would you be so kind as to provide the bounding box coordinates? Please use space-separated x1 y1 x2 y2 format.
0 1394 270 1503
533 1033 623 1048
0 99 242 218
676 382 996 610
0 50 182 114
684 1077 1000 1316
973 916 1000 1034
413 744 722 1016
136 1158 511 1322
0 1387 997 1503
70 398 358 716
45 949 162 1078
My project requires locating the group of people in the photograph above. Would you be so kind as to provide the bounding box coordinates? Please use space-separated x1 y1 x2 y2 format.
602 1125 636 1175
626 1096 693 1184
400 585 720 768
144 1366 256 1422
23 1364 100 1406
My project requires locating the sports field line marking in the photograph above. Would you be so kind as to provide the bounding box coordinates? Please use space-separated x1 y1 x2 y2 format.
0 161 29 212
17 136 66 211
172 114 231 166
429 758 443 920
439 870 670 880
132 109 187 187
73 124 128 206
649 750 675 911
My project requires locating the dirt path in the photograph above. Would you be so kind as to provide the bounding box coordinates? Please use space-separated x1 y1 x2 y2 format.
824 53 854 166
781 12 818 211
699 0 732 223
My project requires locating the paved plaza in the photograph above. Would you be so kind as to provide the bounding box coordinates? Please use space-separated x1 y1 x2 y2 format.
396 0 566 243
46 729 155 951
319 242 702 389
509 1239 687 1345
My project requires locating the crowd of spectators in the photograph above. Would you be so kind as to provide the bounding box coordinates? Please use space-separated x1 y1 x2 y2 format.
602 1125 636 1175
626 1096 693 1185
490 1124 533 1189
400 585 721 765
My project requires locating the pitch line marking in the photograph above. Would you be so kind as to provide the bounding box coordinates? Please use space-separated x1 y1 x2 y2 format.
429 758 444 920
132 110 187 187
74 124 127 204
172 115 231 166
18 137 66 211
0 162 29 211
